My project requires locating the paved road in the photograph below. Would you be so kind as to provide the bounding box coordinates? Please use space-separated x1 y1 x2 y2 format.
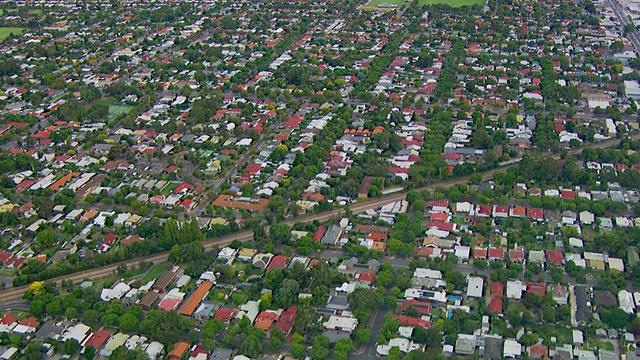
607 0 640 51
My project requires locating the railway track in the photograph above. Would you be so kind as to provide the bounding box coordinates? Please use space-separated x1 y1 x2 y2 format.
0 134 637 303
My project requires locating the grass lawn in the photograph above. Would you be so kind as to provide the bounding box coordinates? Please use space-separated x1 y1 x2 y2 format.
0 27 25 39
108 103 133 120
365 0 483 7
141 264 167 284
161 182 181 196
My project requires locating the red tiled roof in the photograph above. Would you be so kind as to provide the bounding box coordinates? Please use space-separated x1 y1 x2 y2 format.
393 314 430 328
0 314 18 325
488 297 503 314
488 248 505 260
490 282 504 296
266 255 288 272
509 249 525 261
214 308 237 322
83 329 111 349
528 208 544 220
546 250 563 265
354 272 376 283
527 282 546 296
401 300 432 315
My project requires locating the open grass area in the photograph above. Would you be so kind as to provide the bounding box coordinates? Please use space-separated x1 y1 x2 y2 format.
161 182 181 196
141 264 168 284
365 0 483 7
108 103 134 120
0 27 25 39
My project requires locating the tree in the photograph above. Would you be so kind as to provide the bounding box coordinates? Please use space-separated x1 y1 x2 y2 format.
239 334 264 358
267 335 282 352
290 343 307 359
64 339 80 356
83 345 97 360
269 224 292 244
348 288 383 323
36 229 57 248
310 335 330 360
28 281 46 297
600 308 631 329
118 313 139 331
353 328 372 346
276 279 300 308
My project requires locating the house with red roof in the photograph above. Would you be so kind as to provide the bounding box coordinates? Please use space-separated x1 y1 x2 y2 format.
401 300 432 316
488 248 505 261
426 221 455 232
82 329 111 351
354 272 376 284
488 282 504 314
312 226 326 242
430 212 450 222
14 317 39 334
266 255 288 272
393 314 430 328
527 282 546 296
254 311 279 331
528 208 544 221
473 247 487 260
0 314 19 332
274 306 297 335
284 114 303 128
174 182 193 194
561 189 576 199
509 249 525 262
99 233 116 253
510 207 526 218
546 250 563 266
214 308 237 323
493 206 509 218
477 205 493 217
528 343 549 359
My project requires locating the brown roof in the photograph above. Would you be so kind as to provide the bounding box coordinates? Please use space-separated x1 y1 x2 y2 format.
153 271 176 292
140 291 160 308
179 281 213 317
168 341 190 359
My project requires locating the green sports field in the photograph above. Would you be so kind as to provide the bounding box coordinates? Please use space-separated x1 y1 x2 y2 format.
0 27 25 39
365 0 483 7
108 103 133 120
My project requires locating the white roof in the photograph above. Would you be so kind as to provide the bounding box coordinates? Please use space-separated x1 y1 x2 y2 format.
572 329 584 344
503 339 522 357
61 323 92 343
456 202 473 213
568 237 583 248
413 268 442 279
619 290 635 314
323 315 359 332
455 246 470 260
506 280 525 299
466 276 484 298
608 258 625 272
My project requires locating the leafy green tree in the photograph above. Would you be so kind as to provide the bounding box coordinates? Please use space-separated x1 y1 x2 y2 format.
239 335 264 358
118 313 139 331
64 339 80 356
290 343 307 359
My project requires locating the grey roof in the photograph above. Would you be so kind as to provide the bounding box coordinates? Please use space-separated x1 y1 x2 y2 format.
194 302 218 319
593 291 618 308
483 336 503 360
209 347 233 360
323 329 351 344
574 286 592 323
34 320 64 339
599 349 620 360
321 225 342 245
325 293 349 311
